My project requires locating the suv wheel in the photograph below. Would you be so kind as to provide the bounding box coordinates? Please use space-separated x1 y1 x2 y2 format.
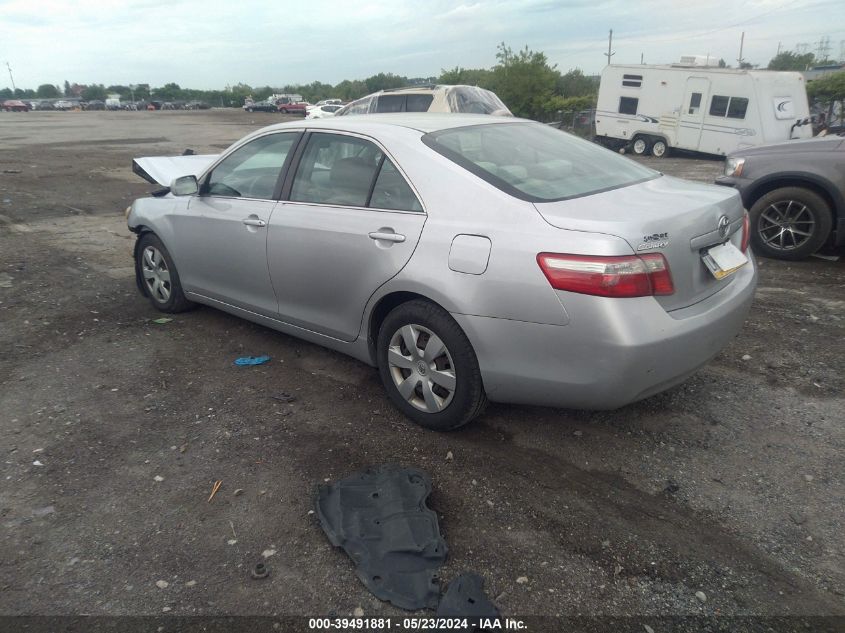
377 300 487 431
749 187 833 260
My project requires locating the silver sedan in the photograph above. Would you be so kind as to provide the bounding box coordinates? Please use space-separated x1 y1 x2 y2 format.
128 114 757 430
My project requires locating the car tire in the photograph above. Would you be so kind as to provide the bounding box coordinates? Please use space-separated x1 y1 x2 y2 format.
377 300 487 431
631 136 649 155
247 107 253 113
749 187 833 260
136 233 194 313
280 108 288 114
651 139 667 157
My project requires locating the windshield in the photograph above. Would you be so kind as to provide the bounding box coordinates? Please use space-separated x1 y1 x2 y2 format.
422 122 659 202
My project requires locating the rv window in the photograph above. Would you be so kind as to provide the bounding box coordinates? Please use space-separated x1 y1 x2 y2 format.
727 97 749 119
619 97 638 115
688 93 702 115
709 95 729 117
622 74 642 88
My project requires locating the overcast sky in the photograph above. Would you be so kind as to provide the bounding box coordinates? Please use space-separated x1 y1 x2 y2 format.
1 0 843 90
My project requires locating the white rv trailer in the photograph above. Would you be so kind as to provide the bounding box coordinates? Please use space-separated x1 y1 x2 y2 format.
594 62 812 157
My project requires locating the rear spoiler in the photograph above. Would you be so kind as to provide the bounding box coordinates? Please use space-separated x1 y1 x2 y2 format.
132 153 219 186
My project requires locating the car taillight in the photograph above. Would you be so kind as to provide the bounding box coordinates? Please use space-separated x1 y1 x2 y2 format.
537 252 674 298
740 212 750 253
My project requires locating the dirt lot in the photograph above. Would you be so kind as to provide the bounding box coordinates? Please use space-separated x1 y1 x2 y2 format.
1 110 843 628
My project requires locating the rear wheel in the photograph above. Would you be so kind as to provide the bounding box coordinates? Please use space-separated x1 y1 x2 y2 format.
136 233 194 313
749 187 832 260
651 139 667 157
631 136 649 155
377 300 486 431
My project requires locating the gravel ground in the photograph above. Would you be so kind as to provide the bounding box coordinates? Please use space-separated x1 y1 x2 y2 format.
0 110 843 628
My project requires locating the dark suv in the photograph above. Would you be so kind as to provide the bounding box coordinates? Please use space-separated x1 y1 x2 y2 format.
715 136 844 259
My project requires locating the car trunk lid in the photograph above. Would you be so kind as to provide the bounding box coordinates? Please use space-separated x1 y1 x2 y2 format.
533 175 747 311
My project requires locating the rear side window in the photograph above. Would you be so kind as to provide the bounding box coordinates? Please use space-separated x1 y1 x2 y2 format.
619 96 638 115
375 95 405 113
290 133 422 211
406 94 434 112
422 122 658 203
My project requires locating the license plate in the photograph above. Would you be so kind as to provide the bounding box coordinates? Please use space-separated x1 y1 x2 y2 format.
702 242 748 280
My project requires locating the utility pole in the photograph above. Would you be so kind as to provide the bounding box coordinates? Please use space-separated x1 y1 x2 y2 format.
5 62 16 92
777 42 782 56
604 29 615 66
640 52 644 65
737 31 745 67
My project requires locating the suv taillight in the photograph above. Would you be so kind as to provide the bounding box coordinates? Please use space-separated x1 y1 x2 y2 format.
537 252 675 298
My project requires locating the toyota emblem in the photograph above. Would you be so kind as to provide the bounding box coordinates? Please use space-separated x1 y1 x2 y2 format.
718 215 730 239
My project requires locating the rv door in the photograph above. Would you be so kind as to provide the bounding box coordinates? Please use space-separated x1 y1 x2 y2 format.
677 77 710 151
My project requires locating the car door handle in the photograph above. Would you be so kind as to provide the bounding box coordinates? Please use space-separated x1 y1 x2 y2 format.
368 231 405 243
242 217 266 227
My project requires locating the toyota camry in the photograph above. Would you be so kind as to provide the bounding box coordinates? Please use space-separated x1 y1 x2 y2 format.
127 114 757 430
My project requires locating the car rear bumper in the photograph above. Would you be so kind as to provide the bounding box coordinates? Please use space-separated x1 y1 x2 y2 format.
452 254 757 409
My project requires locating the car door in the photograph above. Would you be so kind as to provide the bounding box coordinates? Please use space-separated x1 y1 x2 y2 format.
180 131 301 316
267 131 426 341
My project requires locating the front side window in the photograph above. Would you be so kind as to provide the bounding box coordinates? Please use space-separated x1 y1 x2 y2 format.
290 133 422 211
619 96 638 115
205 133 297 199
423 122 658 202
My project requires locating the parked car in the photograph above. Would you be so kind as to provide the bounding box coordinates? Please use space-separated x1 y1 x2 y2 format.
53 100 75 111
85 100 106 111
715 136 844 259
307 99 343 113
275 97 307 116
306 104 343 119
34 100 55 111
335 85 512 117
2 99 30 112
243 100 278 113
127 114 756 430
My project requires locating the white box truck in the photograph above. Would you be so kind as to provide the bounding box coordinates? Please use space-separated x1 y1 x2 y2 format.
594 61 812 157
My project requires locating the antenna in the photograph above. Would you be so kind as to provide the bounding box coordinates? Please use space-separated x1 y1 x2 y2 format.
604 29 615 65
737 31 745 67
5 62 15 92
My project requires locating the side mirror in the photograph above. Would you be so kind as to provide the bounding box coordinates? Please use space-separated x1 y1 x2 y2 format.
171 175 198 196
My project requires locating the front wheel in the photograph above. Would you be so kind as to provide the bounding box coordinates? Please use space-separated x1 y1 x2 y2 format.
136 233 194 312
748 187 833 260
377 300 487 431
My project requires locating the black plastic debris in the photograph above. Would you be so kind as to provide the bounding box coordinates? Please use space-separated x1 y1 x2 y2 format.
251 561 270 579
316 465 447 610
436 573 501 629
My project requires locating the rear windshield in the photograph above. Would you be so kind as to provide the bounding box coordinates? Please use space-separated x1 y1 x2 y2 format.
422 122 658 202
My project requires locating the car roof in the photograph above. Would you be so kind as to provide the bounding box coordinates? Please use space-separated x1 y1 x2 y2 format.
260 113 524 135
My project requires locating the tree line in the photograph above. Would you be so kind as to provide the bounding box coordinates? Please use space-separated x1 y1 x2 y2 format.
2 43 842 120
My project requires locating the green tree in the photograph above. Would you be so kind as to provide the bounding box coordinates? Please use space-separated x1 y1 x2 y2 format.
488 43 560 119
438 66 493 87
364 72 407 94
63 80 71 97
82 84 107 101
767 51 815 71
718 58 728 68
36 84 60 98
807 70 845 123
557 69 597 98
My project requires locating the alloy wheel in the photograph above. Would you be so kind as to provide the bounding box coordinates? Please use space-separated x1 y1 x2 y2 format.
758 200 816 251
387 324 456 413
